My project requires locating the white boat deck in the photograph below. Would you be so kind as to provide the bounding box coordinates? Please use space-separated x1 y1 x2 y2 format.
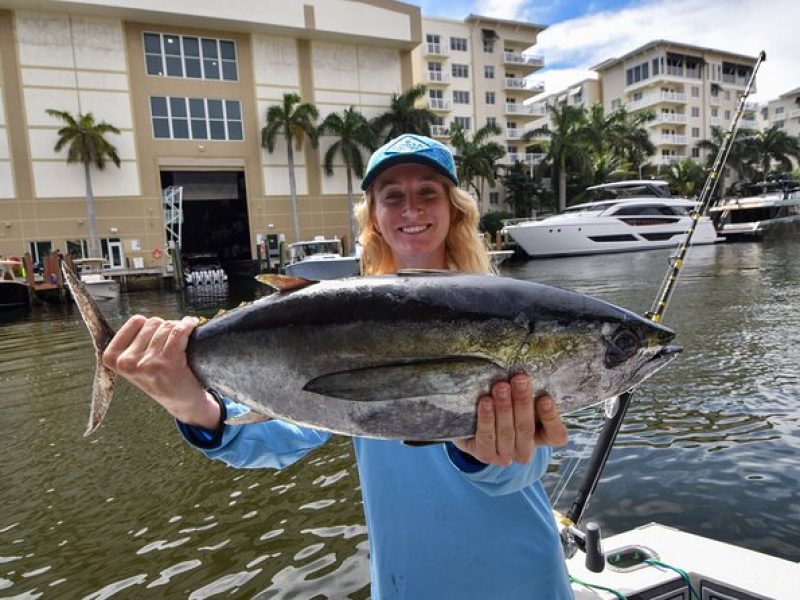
567 523 798 599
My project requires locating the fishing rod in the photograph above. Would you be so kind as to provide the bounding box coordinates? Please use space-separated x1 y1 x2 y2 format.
557 50 767 571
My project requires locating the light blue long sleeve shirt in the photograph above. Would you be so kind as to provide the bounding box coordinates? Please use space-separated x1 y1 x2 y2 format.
178 398 573 600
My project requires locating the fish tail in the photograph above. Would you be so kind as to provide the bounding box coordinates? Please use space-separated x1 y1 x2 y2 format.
61 262 117 436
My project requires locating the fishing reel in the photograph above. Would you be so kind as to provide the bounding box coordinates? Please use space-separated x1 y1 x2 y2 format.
559 520 605 573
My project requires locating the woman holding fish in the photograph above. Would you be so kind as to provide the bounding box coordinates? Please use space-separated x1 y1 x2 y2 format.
101 134 574 599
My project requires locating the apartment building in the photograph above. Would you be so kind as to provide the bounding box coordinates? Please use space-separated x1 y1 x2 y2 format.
0 0 420 267
761 86 800 139
412 14 545 211
528 78 600 128
593 40 758 169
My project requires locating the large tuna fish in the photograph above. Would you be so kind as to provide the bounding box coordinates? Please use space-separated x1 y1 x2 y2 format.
64 266 680 440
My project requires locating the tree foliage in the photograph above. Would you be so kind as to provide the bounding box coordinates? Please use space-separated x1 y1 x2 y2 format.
371 84 436 144
46 109 121 259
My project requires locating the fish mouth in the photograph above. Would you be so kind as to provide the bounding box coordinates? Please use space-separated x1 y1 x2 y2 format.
635 344 682 383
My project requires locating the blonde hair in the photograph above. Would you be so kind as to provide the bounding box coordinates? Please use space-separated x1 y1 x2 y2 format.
355 179 493 276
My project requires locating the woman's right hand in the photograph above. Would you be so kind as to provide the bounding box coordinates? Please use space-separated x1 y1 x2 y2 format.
102 315 221 429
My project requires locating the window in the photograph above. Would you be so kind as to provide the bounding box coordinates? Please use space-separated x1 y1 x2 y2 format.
724 110 731 120
452 64 469 78
450 37 468 52
150 96 243 140
485 91 495 105
453 116 471 130
143 32 238 80
483 39 494 53
724 90 731 100
484 65 495 79
652 58 660 76
710 86 719 97
486 117 496 128
691 107 700 117
711 107 718 117
453 90 470 104
426 34 440 44
691 127 700 137
775 106 785 115
611 98 621 110
692 147 700 158
691 86 700 97
489 192 499 205
625 61 649 86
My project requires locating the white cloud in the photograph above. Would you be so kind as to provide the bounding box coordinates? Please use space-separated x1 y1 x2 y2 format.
531 0 799 103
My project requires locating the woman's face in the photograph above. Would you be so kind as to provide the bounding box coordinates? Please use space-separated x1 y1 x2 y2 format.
371 163 452 270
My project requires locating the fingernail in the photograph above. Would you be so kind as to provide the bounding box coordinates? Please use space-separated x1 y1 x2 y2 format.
497 385 510 400
538 396 554 412
481 398 493 411
513 376 528 392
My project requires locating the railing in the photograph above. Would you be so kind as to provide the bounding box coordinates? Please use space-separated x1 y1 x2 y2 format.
504 103 545 116
627 91 687 110
790 109 800 119
652 113 687 125
722 74 750 87
424 43 449 56
502 52 544 68
506 152 545 165
427 98 451 111
659 134 688 145
710 116 722 126
430 125 449 137
425 70 451 84
741 118 758 129
651 155 686 166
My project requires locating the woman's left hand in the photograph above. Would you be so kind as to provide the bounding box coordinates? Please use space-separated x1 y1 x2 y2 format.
453 374 568 466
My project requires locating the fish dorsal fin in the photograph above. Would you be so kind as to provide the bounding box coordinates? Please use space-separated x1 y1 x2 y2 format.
255 274 318 293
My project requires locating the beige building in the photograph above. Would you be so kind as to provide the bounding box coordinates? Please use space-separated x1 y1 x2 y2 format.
412 14 546 211
593 40 759 169
528 78 600 129
0 0 420 268
761 86 800 139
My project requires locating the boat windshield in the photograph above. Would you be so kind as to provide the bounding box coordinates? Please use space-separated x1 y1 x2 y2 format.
290 241 343 261
563 203 616 214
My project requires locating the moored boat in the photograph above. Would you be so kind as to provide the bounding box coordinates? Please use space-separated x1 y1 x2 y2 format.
709 178 800 241
73 258 120 301
503 180 719 258
0 259 32 311
283 237 360 280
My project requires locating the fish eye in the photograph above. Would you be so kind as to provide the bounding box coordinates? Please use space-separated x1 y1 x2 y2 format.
604 326 643 368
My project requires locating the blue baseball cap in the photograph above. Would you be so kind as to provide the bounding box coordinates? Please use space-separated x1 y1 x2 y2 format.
360 133 458 191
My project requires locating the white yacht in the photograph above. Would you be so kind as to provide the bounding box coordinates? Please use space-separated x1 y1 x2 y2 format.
709 179 800 241
74 258 120 301
283 237 360 280
503 181 719 258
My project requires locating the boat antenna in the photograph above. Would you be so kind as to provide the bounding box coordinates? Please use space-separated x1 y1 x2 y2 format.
557 50 767 570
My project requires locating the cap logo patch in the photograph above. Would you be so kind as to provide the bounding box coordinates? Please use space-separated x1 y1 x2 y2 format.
385 135 431 155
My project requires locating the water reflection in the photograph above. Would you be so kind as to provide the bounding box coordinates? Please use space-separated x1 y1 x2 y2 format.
1 240 798 598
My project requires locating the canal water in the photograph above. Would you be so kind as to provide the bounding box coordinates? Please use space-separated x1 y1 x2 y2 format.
1 239 798 598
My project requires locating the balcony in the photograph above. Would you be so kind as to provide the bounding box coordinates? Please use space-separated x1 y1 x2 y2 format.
506 152 545 166
659 134 688 145
790 109 800 119
651 113 688 126
504 103 546 117
651 155 686 166
430 125 449 137
425 70 451 85
722 74 749 87
502 52 544 69
627 91 687 111
741 118 758 129
710 116 723 127
424 43 449 57
427 98 451 112
504 78 544 93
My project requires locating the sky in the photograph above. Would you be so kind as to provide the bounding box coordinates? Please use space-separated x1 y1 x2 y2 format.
406 0 799 103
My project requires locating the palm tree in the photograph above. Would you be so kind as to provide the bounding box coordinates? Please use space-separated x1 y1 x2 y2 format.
46 109 121 259
261 93 319 242
744 124 800 180
665 158 707 198
449 123 505 205
318 107 378 252
697 125 755 183
523 104 592 212
605 107 655 174
371 84 436 143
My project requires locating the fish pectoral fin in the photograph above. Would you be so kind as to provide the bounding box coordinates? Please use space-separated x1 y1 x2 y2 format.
254 274 318 293
303 357 505 402
225 411 273 426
